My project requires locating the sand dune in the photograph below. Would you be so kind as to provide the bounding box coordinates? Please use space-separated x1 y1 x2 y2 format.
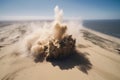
0 6 120 79
0 23 120 80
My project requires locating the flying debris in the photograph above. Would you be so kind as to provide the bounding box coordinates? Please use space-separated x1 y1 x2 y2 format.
25 6 76 60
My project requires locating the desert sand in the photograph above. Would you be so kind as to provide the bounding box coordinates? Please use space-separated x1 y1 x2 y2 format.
0 23 120 80
0 6 120 80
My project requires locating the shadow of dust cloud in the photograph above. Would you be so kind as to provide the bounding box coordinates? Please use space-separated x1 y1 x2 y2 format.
46 50 92 74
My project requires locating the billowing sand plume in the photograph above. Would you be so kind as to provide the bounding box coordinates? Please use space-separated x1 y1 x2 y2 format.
24 6 76 60
54 6 63 24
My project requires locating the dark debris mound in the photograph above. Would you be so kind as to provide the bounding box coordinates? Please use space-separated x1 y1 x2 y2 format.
34 35 76 61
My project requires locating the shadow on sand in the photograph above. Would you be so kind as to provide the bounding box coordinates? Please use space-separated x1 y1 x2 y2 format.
34 49 92 74
46 50 92 74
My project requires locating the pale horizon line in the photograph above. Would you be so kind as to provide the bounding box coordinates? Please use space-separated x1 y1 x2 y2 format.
0 16 119 21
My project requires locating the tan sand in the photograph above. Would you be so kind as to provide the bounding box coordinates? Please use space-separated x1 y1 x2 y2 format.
0 26 120 80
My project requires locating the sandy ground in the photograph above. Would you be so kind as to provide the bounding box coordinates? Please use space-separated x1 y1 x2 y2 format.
0 23 120 80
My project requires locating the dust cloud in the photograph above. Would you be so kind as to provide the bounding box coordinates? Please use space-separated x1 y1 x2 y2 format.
21 6 83 60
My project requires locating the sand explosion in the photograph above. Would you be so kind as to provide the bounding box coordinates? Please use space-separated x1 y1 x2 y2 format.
25 6 76 60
